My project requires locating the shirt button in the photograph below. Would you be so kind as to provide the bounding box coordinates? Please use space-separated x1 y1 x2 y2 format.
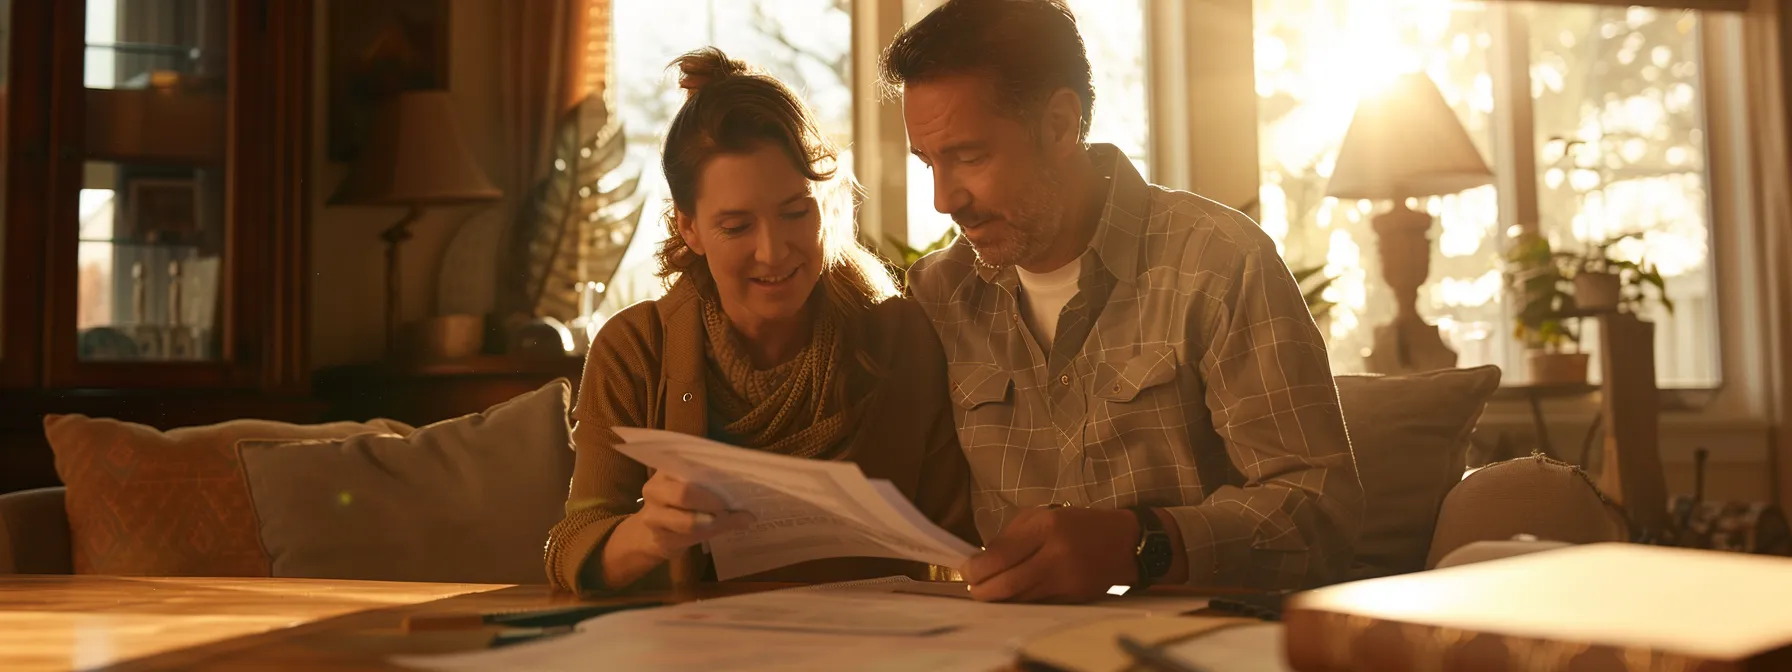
1011 313 1020 323
681 393 693 402
1059 375 1071 386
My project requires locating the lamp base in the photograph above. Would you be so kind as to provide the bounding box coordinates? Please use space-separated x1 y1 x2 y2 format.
1362 199 1458 375
1364 317 1459 375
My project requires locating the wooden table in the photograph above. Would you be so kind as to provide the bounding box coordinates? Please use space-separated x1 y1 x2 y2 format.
1 575 1253 671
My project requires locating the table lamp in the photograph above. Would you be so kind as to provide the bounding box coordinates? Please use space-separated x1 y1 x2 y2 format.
330 90 502 353
1327 72 1494 374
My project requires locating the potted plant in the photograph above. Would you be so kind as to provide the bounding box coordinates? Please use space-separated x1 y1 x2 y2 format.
1292 264 1338 336
880 229 959 278
1554 234 1673 316
1506 233 1589 385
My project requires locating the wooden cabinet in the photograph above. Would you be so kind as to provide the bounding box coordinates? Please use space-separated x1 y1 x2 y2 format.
0 0 316 493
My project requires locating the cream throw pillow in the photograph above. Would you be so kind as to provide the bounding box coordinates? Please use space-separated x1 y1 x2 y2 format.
1335 365 1502 580
238 380 574 584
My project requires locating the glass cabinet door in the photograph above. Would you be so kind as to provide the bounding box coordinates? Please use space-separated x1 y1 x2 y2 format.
73 0 227 363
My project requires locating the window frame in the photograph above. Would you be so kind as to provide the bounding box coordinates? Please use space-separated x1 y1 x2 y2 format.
618 0 1770 424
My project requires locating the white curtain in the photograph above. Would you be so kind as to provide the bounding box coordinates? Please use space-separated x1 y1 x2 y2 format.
1739 0 1792 513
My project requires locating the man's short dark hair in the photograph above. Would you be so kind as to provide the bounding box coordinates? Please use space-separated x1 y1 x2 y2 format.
879 0 1094 142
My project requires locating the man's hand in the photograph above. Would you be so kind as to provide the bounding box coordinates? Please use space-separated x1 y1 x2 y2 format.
960 506 1140 603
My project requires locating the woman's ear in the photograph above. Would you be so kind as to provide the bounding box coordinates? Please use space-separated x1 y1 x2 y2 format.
676 209 705 256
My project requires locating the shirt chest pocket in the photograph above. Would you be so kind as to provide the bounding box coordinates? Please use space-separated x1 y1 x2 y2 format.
949 363 1014 410
1092 344 1180 403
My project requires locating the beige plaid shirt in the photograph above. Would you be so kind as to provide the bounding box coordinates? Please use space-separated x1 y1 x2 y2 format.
908 145 1363 590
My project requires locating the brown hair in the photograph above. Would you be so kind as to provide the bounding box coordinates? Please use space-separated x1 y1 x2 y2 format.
655 48 898 385
880 0 1093 142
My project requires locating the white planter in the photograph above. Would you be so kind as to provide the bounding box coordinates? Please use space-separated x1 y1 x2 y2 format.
1526 351 1590 386
1573 272 1621 312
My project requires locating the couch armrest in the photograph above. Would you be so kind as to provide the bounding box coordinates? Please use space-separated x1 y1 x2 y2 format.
0 487 72 574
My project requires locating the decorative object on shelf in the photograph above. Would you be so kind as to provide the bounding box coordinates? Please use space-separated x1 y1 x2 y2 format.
166 259 194 360
125 178 200 244
1505 232 1587 385
328 0 450 162
1664 448 1792 556
331 90 503 354
1327 72 1494 375
1504 230 1675 386
501 94 643 340
415 313 485 362
508 317 576 359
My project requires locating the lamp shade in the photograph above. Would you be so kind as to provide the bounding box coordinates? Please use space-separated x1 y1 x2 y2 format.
330 90 503 206
1326 72 1494 201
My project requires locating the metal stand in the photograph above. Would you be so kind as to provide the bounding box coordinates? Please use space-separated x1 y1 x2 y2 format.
381 205 423 354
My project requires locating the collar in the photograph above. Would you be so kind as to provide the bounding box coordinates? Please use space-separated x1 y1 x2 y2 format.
972 143 1150 285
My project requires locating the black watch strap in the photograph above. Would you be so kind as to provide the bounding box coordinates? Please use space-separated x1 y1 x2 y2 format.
1128 506 1173 589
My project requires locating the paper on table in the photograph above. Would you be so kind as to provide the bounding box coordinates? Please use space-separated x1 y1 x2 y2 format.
609 427 979 579
391 579 1161 672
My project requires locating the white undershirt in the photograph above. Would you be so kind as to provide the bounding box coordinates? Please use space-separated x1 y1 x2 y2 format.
1015 257 1083 351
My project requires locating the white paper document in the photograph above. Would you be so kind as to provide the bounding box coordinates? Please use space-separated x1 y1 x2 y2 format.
608 427 979 579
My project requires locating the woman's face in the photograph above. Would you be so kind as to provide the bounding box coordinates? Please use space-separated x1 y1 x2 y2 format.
677 143 826 331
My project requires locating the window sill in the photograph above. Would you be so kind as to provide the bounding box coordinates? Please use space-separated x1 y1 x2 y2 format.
1491 384 1723 412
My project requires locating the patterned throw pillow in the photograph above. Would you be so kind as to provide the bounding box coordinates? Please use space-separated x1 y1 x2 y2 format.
45 415 413 576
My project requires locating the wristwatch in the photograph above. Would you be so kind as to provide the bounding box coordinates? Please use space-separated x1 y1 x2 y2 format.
1128 506 1173 589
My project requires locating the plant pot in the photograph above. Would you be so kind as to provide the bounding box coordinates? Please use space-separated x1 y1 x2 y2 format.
1526 351 1590 386
1573 272 1621 312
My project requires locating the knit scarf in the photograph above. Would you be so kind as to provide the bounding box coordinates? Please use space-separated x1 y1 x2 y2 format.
701 298 855 459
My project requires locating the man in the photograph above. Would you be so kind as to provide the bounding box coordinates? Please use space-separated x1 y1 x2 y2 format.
882 0 1364 602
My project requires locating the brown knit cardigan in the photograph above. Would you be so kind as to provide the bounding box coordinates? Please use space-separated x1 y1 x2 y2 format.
543 279 979 594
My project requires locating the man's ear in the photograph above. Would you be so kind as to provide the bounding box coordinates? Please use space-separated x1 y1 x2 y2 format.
1039 88 1084 158
676 210 705 256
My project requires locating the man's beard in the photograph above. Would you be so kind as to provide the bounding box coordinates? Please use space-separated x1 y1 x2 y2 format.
952 165 1065 269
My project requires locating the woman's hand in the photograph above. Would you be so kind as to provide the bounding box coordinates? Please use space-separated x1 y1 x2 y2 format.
600 471 756 588
633 471 757 558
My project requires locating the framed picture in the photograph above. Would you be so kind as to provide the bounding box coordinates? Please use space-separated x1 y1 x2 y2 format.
125 178 199 242
328 0 451 162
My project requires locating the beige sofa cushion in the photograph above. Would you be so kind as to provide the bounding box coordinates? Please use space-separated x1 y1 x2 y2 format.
238 380 574 584
1335 365 1502 580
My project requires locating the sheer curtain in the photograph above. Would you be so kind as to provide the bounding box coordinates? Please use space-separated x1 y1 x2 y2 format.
1740 0 1792 514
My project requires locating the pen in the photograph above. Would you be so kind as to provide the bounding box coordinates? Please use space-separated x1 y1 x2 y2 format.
1116 634 1212 672
404 601 666 632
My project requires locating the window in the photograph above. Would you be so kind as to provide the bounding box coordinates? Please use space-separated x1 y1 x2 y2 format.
1252 0 1720 387
1528 5 1718 387
905 0 1152 249
599 0 852 316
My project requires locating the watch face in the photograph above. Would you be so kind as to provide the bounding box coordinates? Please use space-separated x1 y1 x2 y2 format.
1140 534 1173 577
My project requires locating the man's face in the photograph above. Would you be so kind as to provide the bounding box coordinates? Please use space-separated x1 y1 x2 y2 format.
904 74 1065 269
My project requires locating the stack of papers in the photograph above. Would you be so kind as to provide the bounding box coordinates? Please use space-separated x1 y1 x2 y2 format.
609 427 979 579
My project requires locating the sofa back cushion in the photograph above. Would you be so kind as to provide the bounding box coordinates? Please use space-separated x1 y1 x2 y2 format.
1335 365 1502 580
45 415 413 576
238 380 574 584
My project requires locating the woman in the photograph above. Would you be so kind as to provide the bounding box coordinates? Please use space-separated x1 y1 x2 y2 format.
544 47 977 594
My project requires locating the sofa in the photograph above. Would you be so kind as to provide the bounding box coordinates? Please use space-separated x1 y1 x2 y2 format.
0 367 1632 583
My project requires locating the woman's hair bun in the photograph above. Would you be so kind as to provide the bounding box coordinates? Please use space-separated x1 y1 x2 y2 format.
674 47 749 97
